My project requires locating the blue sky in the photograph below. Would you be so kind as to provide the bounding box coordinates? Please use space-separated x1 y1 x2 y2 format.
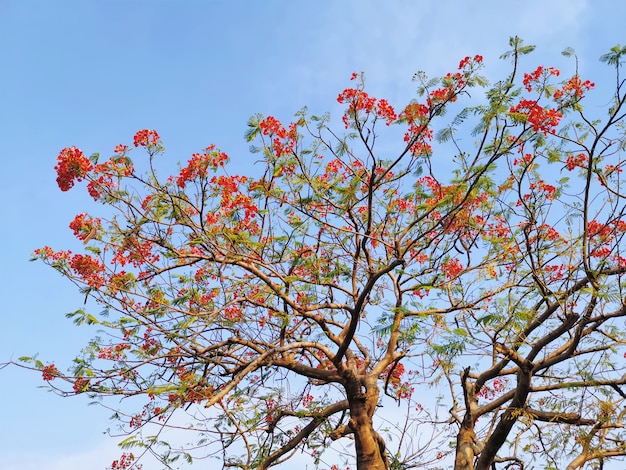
1 1 625 468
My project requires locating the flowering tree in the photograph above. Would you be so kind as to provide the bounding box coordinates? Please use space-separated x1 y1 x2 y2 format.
20 38 626 469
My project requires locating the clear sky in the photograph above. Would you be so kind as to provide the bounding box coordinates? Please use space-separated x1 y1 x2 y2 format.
1 1 625 469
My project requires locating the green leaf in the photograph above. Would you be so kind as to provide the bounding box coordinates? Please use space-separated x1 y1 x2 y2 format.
451 327 468 337
118 435 142 449
436 127 454 143
65 309 99 326
244 113 263 142
85 246 101 255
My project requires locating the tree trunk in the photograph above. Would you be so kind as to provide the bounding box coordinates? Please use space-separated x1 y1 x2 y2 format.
345 374 388 470
455 424 478 470
455 367 480 470
350 401 389 470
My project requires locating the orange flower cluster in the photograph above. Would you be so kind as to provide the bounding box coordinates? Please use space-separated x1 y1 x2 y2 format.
522 65 560 92
337 86 397 127
209 175 259 231
86 156 134 201
176 145 229 188
399 102 432 156
133 129 160 147
458 54 483 70
259 116 288 138
554 75 594 100
55 146 93 191
69 254 106 287
258 116 298 157
69 212 101 243
442 258 464 279
510 99 562 134
33 246 72 261
526 180 557 200
565 153 588 171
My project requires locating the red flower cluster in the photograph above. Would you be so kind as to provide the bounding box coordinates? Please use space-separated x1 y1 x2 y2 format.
84 156 133 201
111 238 160 269
376 98 397 124
382 362 414 399
565 153 588 171
259 116 287 138
510 99 562 134
97 343 130 360
544 263 567 282
531 223 561 242
458 54 483 70
320 158 345 182
427 85 456 105
587 220 614 239
522 65 560 92
33 246 72 261
554 75 594 100
42 364 59 381
477 377 508 400
399 102 433 156
110 452 142 470
55 146 93 191
69 254 106 287
224 305 243 321
176 145 229 188
442 258 464 279
337 86 397 127
133 129 160 147
69 212 101 243
114 144 128 154
512 153 534 167
208 175 258 231
526 180 557 200
258 116 299 157
73 377 90 393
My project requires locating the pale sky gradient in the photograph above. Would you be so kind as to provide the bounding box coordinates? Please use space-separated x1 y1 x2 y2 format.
1 1 625 468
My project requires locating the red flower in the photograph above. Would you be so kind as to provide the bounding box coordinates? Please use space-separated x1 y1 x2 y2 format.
458 56 472 69
114 144 128 154
522 66 559 92
176 145 229 188
42 364 59 381
70 254 106 287
458 54 483 70
69 213 101 243
109 452 142 470
510 100 562 135
554 75 594 101
55 147 93 191
376 98 397 124
337 88 377 127
442 258 464 279
133 129 160 147
73 377 90 393
565 153 588 171
259 116 287 138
